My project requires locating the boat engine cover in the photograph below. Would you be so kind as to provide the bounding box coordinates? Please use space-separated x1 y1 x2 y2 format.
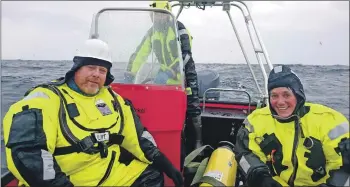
197 69 220 100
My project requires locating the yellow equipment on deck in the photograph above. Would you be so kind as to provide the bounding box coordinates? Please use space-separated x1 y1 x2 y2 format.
200 141 238 186
184 141 238 186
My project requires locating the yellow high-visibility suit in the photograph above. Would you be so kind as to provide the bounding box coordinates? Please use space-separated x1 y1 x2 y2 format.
3 79 167 186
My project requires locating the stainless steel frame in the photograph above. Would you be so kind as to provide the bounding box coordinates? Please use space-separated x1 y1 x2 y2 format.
171 1 274 104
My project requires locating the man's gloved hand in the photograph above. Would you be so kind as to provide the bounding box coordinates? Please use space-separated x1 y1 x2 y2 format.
123 71 135 83
154 69 176 84
250 176 283 187
153 152 184 187
260 177 283 187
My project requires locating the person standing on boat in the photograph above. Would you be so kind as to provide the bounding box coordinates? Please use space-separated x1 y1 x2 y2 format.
126 1 203 161
2 39 183 187
235 65 349 187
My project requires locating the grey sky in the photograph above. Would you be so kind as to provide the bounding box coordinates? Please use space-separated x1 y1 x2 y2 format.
2 1 349 65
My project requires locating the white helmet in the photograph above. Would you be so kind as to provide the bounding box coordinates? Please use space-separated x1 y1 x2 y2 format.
66 38 115 85
74 38 112 63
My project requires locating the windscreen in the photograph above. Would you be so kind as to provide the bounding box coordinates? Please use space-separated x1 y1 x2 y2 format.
91 9 184 87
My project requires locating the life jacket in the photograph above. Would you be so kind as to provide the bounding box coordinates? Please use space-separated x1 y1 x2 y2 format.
24 77 125 158
244 103 348 187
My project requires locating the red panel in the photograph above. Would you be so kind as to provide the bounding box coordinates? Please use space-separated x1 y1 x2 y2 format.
111 84 187 131
111 83 187 186
6 179 18 187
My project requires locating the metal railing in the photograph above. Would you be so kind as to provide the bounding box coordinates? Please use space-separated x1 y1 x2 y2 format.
171 1 273 104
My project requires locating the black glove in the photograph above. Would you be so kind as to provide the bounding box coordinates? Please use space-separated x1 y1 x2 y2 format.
153 152 184 187
339 138 350 151
123 71 135 83
338 138 350 173
253 176 283 187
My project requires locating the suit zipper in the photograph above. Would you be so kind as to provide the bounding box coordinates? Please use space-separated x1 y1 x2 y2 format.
97 151 116 186
287 120 300 187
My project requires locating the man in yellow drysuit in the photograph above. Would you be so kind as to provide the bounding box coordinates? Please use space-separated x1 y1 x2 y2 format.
124 0 203 171
235 65 349 187
2 39 183 187
125 1 203 170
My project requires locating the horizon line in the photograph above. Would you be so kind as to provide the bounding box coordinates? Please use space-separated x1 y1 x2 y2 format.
1 59 349 66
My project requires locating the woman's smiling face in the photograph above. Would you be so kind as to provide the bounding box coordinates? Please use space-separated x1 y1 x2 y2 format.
270 87 297 118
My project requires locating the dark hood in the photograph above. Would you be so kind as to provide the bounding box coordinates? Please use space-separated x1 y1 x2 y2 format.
65 56 114 86
267 65 306 118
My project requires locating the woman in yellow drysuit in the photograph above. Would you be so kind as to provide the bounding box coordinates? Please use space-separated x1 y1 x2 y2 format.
2 39 183 187
235 65 349 187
